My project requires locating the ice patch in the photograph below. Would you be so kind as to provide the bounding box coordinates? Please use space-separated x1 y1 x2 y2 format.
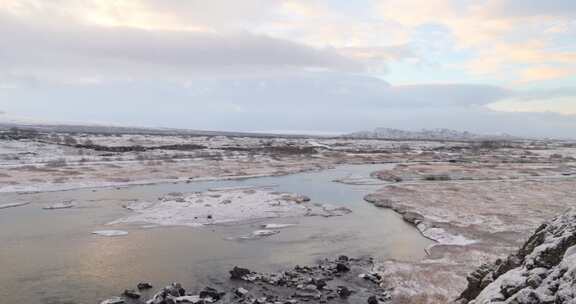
417 223 477 246
92 230 129 237
233 229 281 240
110 189 343 228
251 229 280 237
261 223 295 229
43 201 74 210
174 295 207 303
100 297 125 304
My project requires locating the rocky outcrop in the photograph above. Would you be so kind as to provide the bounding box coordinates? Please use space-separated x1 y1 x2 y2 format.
457 207 576 303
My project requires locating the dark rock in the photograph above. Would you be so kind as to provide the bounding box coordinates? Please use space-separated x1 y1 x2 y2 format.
458 263 496 301
336 263 350 273
506 289 543 304
166 283 186 297
147 283 185 304
123 289 141 299
199 286 224 301
137 282 153 290
500 279 526 298
313 278 327 290
104 256 383 304
234 287 249 297
337 255 349 262
367 295 379 304
336 286 352 298
230 266 251 280
360 272 383 284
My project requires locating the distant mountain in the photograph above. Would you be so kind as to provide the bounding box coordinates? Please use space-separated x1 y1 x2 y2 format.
344 128 518 141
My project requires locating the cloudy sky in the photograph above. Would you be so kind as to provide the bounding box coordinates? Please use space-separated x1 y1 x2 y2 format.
0 0 575 137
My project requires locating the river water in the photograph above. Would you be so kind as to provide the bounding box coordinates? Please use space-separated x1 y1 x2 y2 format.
0 164 432 303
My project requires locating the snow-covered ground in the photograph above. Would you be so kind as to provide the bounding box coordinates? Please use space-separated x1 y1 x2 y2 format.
110 188 333 227
366 161 576 303
2 130 576 303
110 188 351 228
0 132 486 193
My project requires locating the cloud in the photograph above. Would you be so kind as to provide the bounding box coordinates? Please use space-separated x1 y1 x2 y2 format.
375 0 576 81
5 0 574 85
486 0 576 17
517 87 576 100
487 97 576 115
486 86 576 116
173 74 509 108
0 1 574 138
336 45 418 68
0 15 364 83
518 66 575 83
0 0 279 31
1 69 573 138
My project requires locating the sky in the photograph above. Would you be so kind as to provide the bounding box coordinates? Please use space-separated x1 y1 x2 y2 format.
0 0 575 138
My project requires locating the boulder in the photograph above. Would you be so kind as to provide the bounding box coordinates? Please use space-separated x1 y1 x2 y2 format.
336 263 350 273
234 287 249 297
123 289 141 299
367 295 379 304
137 282 154 290
337 286 352 298
199 287 224 301
230 266 251 280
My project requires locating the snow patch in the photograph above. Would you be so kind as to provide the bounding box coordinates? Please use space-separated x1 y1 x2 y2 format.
110 188 345 228
417 223 477 246
261 223 295 229
43 201 74 210
249 229 280 237
100 297 125 304
92 230 129 237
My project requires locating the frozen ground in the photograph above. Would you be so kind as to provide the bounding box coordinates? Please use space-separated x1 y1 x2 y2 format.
0 134 411 193
366 160 576 303
2 129 576 304
1 131 572 194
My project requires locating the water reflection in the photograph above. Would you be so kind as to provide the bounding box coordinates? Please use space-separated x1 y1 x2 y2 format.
0 164 433 303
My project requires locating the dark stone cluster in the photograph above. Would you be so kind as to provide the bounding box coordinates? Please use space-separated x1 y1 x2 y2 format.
100 256 391 304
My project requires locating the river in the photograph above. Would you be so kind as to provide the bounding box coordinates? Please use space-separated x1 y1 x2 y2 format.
0 164 432 303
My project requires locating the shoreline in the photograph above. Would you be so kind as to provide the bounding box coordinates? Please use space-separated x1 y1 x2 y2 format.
362 163 576 302
0 164 336 194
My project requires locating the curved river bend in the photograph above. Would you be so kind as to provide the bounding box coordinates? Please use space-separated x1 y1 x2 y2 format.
0 164 432 303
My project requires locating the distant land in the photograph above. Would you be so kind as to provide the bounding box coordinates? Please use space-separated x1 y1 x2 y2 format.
344 128 521 141
0 114 563 141
0 114 304 138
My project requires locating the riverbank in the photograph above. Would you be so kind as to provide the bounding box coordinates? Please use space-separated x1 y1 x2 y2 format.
365 161 576 303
